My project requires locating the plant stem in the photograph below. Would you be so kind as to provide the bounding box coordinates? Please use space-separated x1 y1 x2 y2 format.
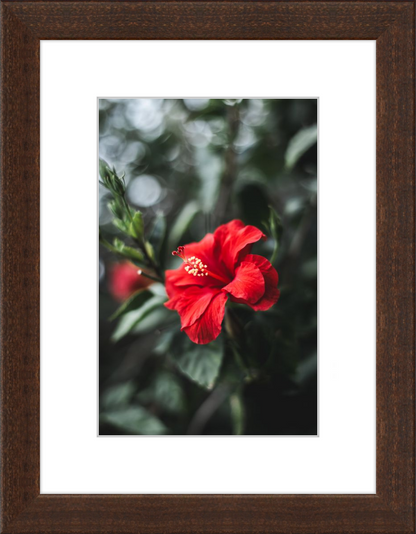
121 194 164 280
139 242 164 281
230 391 245 435
187 385 230 435
99 233 163 283
224 308 253 379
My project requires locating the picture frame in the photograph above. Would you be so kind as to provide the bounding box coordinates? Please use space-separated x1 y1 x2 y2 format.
1 1 414 533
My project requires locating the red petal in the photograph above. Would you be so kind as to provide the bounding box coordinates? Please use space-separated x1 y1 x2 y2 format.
214 219 265 272
165 233 229 297
182 291 228 344
165 286 218 328
235 254 280 311
183 233 215 265
165 266 204 296
223 261 265 304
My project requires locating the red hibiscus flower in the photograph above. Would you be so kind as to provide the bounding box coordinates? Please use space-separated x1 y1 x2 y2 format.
109 261 153 302
165 219 280 344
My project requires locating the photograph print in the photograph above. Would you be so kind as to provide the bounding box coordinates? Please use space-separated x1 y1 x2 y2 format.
99 98 317 436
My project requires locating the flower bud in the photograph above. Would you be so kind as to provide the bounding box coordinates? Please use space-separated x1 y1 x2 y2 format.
109 261 153 302
99 159 125 196
110 173 126 196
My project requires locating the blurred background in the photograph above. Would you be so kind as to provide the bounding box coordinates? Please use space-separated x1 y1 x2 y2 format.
99 98 317 435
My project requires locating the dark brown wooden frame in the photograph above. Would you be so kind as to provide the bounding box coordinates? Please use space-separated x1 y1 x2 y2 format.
1 1 414 532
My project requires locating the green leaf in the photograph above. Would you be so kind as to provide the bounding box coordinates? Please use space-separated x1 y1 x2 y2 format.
108 199 124 220
122 246 144 263
99 158 112 181
101 381 136 410
109 289 153 321
137 372 185 414
113 238 144 263
285 124 317 170
149 282 167 298
144 241 155 261
167 201 200 254
111 295 166 342
153 330 175 355
294 352 317 387
129 211 144 240
113 218 129 233
170 338 224 389
113 237 128 251
100 406 167 435
268 206 283 264
131 306 172 336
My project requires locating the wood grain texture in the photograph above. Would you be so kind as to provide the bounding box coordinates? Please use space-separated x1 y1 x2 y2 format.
3 1 412 39
0 4 41 532
376 5 415 523
0 1 414 533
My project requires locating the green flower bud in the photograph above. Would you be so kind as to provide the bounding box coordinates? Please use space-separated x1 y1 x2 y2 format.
110 174 126 196
99 159 125 196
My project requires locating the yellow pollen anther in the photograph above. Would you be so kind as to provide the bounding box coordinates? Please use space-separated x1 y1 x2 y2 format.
182 256 208 278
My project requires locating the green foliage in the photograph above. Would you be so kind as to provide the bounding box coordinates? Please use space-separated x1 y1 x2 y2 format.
101 381 136 410
100 380 167 435
99 159 126 196
169 334 224 389
99 158 111 181
129 211 144 240
137 372 185 414
111 294 166 342
130 306 172 336
112 218 129 234
108 199 124 220
267 206 283 264
112 238 144 263
144 241 155 262
173 346 223 389
285 124 317 170
100 406 167 435
109 290 153 321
